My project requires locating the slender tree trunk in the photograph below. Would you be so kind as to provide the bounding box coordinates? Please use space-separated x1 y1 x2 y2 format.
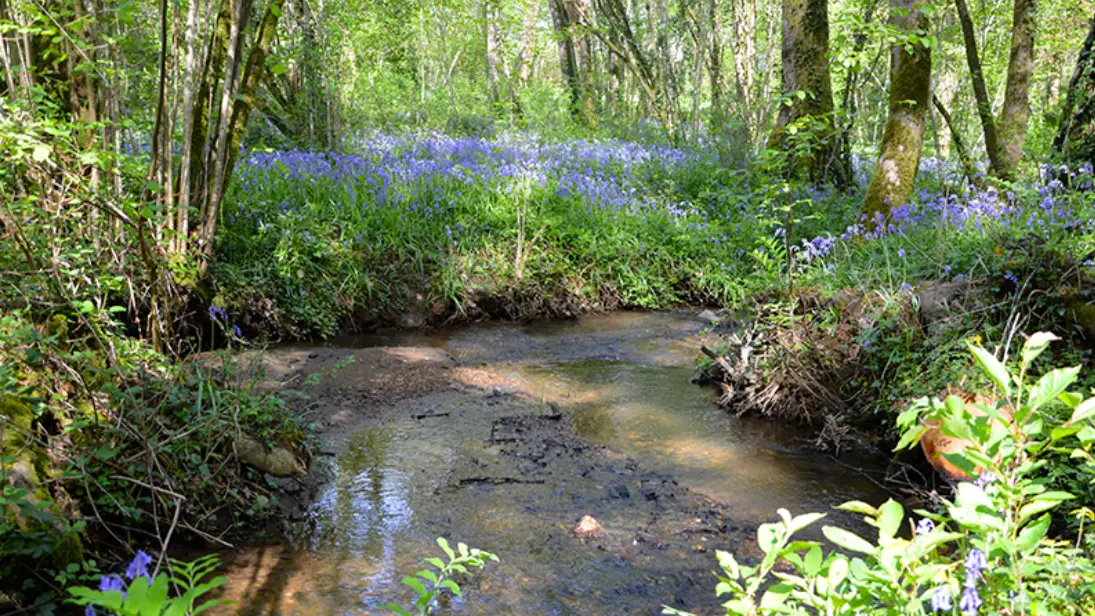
707 0 724 118
1054 13 1095 165
954 0 1004 175
997 0 1037 176
187 0 230 222
549 0 583 119
175 0 201 254
862 0 931 219
650 0 679 136
484 0 502 108
769 0 847 185
201 0 286 257
933 94 980 188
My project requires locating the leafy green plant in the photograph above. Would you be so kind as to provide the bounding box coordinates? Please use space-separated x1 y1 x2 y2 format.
381 537 499 616
67 551 229 615
668 332 1095 615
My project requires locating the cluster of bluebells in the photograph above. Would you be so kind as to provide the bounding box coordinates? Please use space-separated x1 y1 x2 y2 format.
926 473 1000 614
801 162 1095 276
87 550 153 615
230 130 718 232
929 548 988 615
208 305 242 339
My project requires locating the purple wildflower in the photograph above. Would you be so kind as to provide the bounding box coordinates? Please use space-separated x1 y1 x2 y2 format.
125 550 152 580
974 472 997 490
931 587 952 612
99 574 124 592
915 518 934 535
964 548 987 574
959 586 983 615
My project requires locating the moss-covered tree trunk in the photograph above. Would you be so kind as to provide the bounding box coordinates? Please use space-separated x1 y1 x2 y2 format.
998 0 1037 177
1054 15 1095 166
768 0 849 185
954 0 1004 177
861 0 931 220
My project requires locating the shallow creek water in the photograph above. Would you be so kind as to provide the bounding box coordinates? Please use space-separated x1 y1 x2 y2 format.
215 312 890 615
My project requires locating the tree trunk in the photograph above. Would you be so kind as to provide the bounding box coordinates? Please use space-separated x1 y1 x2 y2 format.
201 0 286 257
707 0 724 118
516 0 540 83
570 0 597 125
862 0 931 220
484 0 502 108
954 0 1004 176
1054 14 1095 166
997 0 1037 177
769 0 847 185
549 0 583 120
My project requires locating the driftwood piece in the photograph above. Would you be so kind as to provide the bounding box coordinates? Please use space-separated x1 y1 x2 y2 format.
457 476 546 486
700 345 734 376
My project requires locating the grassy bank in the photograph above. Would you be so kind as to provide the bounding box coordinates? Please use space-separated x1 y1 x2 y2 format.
212 132 859 337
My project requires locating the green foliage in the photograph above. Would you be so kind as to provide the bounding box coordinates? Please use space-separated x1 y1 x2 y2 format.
380 537 499 616
67 553 230 616
671 333 1095 615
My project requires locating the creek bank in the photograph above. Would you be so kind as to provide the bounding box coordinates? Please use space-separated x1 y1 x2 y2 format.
699 270 1095 458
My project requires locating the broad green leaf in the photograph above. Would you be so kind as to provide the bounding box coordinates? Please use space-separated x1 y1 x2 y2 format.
437 537 455 560
716 550 740 579
757 522 783 553
837 501 880 517
822 526 875 555
968 344 1011 397
424 557 445 570
1027 367 1080 413
1059 391 1083 409
401 575 428 598
1069 398 1095 425
876 499 904 540
894 424 926 452
1015 514 1050 553
956 482 994 509
1022 332 1059 366
788 512 826 533
439 579 463 598
759 583 792 609
828 556 849 588
803 545 823 576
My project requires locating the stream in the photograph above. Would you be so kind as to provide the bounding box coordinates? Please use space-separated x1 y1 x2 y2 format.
214 312 890 615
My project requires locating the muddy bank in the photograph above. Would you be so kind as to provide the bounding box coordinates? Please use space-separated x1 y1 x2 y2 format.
214 311 891 615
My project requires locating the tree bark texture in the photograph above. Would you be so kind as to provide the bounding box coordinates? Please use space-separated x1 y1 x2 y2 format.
862 0 931 220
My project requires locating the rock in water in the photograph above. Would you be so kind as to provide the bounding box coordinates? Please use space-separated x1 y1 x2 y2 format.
697 310 720 325
573 515 603 538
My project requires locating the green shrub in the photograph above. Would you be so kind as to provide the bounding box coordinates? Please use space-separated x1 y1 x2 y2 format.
670 332 1095 615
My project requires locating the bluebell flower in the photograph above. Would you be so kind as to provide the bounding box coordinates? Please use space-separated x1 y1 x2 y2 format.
931 587 952 612
85 606 97 616
99 574 124 592
232 325 242 338
964 548 987 574
125 550 152 580
974 472 997 489
959 586 982 615
915 518 934 535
